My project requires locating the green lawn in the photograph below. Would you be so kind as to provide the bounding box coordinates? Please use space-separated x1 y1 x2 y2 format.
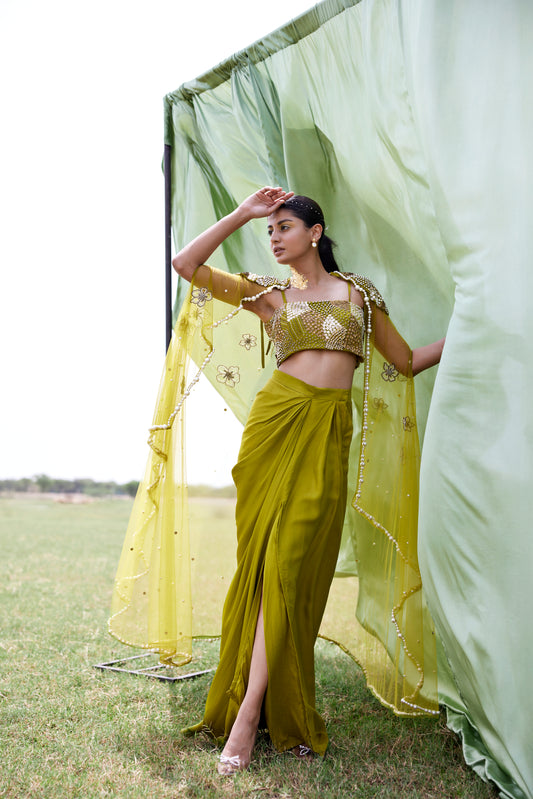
0 496 498 798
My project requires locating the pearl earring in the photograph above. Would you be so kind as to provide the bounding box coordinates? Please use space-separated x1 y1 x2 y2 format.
311 241 317 248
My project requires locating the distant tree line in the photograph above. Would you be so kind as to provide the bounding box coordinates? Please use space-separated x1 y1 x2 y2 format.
0 475 139 497
0 476 236 499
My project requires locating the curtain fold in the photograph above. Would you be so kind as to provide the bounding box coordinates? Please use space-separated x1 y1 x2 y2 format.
162 1 532 795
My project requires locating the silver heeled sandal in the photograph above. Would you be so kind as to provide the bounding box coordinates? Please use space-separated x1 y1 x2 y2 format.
217 752 250 776
290 744 313 758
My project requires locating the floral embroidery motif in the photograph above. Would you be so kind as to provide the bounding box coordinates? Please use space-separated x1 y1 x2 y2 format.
177 315 190 336
381 362 399 382
239 333 257 351
402 416 415 432
372 397 389 411
216 365 240 388
191 287 213 307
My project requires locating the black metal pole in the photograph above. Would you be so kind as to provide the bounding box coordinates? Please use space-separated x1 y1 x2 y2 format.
164 143 172 351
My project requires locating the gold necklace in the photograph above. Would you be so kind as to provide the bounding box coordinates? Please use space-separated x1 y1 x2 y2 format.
289 267 308 290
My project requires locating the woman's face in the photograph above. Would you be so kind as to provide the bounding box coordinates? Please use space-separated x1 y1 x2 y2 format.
267 209 317 264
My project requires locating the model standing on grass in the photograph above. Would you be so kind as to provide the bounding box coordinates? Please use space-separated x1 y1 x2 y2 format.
166 186 445 775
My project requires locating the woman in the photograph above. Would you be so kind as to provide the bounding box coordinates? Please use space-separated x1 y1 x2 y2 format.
170 186 445 774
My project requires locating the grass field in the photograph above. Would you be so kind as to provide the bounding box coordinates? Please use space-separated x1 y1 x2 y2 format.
0 495 498 799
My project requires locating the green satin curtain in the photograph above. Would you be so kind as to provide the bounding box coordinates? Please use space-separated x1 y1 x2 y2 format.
164 1 533 796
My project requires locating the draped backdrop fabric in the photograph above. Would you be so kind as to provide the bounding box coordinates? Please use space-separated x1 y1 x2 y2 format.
162 0 532 795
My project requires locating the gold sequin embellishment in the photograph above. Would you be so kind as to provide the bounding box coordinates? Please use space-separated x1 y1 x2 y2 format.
264 300 365 367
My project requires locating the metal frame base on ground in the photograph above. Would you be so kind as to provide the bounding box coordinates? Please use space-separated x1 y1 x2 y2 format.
94 651 215 682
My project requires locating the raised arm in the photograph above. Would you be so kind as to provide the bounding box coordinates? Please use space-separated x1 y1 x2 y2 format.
373 306 444 377
172 187 293 282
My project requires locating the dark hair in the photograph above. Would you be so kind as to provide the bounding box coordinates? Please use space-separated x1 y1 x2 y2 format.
280 195 340 273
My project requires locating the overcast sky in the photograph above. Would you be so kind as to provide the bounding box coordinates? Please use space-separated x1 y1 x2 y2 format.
0 0 314 485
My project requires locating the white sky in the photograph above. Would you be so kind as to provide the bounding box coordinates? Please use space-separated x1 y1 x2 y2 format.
0 0 314 485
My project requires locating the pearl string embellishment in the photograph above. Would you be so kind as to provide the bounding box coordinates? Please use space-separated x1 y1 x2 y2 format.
148 284 278 439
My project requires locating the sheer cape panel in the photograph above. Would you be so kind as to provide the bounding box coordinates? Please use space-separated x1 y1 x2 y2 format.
109 265 438 717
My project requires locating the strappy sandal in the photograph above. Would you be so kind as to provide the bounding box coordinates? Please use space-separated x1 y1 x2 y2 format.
290 744 314 759
217 752 251 775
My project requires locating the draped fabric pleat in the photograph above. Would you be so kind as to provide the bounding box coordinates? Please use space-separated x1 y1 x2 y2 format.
184 370 353 755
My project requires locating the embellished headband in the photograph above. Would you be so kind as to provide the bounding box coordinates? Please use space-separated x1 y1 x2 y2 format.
284 197 325 222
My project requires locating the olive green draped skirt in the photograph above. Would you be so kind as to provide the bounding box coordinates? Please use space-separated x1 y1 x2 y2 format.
189 369 353 755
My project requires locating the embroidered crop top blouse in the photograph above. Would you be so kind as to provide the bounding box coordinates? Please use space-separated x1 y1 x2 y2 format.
264 285 365 367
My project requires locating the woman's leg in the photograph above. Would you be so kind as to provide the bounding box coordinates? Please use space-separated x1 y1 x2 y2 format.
219 595 267 767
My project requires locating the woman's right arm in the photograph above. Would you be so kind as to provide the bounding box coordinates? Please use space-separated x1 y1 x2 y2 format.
172 206 250 282
172 186 293 282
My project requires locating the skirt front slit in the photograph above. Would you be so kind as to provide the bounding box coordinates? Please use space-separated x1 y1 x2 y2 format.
194 369 353 755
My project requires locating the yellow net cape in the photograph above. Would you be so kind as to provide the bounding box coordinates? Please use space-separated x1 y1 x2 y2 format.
109 266 438 717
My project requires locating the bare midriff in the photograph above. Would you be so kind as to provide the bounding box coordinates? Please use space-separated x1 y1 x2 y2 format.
278 349 358 390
